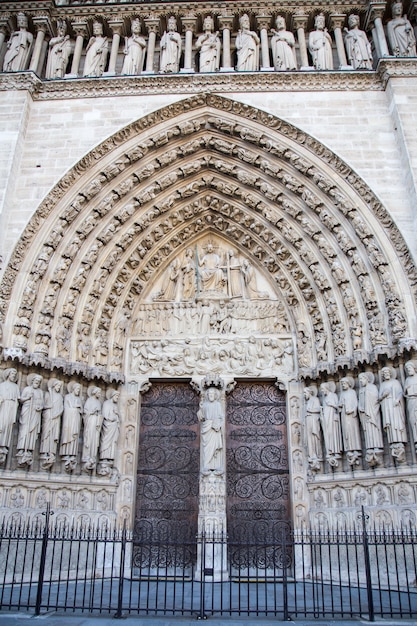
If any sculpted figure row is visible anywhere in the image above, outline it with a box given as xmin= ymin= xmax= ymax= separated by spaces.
xmin=3 ymin=7 xmax=416 ymax=77
xmin=0 ymin=368 xmax=120 ymax=475
xmin=304 ymin=362 xmax=417 ymax=472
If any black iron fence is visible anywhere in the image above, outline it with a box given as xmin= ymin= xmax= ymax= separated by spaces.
xmin=0 ymin=510 xmax=416 ymax=620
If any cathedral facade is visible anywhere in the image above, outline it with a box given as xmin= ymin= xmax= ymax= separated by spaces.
xmin=0 ymin=0 xmax=417 ymax=547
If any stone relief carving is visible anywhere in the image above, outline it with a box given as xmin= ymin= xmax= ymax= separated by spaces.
xmin=3 ymin=13 xmax=33 ymax=72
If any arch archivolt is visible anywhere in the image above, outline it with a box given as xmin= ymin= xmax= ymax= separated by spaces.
xmin=1 ymin=94 xmax=416 ymax=384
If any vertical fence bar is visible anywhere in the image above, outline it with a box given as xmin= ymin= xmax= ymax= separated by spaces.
xmin=115 ymin=521 xmax=127 ymax=619
xmin=34 ymin=503 xmax=52 ymax=616
xmin=361 ymin=507 xmax=374 ymax=622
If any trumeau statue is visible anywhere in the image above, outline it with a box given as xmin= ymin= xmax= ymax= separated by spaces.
xmin=358 ymin=372 xmax=384 ymax=467
xmin=270 ymin=16 xmax=297 ymax=71
xmin=82 ymin=386 xmax=102 ymax=472
xmin=83 ymin=21 xmax=108 ymax=77
xmin=344 ymin=15 xmax=373 ymax=69
xmin=404 ymin=360 xmax=417 ymax=453
xmin=198 ymin=386 xmax=225 ymax=475
xmin=196 ymin=16 xmax=221 ymax=73
xmin=45 ymin=20 xmax=73 ymax=79
xmin=387 ymin=2 xmax=417 ymax=57
xmin=17 ymin=374 xmax=44 ymax=467
xmin=379 ymin=366 xmax=407 ymax=463
xmin=98 ymin=389 xmax=120 ymax=476
xmin=3 ymin=12 xmax=33 ymax=72
xmin=122 ymin=18 xmax=146 ymax=75
xmin=308 ymin=13 xmax=333 ymax=70
xmin=160 ymin=16 xmax=182 ymax=73
xmin=40 ymin=378 xmax=64 ymax=470
xmin=0 ymin=368 xmax=20 ymax=464
xmin=236 ymin=14 xmax=260 ymax=71
xmin=60 ymin=381 xmax=83 ymax=472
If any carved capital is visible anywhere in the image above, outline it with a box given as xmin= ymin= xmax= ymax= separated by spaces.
xmin=181 ymin=17 xmax=197 ymax=33
xmin=329 ymin=13 xmax=347 ymax=31
xmin=32 ymin=16 xmax=50 ymax=34
xmin=293 ymin=13 xmax=309 ymax=30
xmin=367 ymin=2 xmax=387 ymax=23
xmin=71 ymin=20 xmax=88 ymax=38
xmin=108 ymin=19 xmax=124 ymax=36
xmin=218 ymin=15 xmax=234 ymax=31
xmin=256 ymin=15 xmax=272 ymax=31
xmin=144 ymin=18 xmax=159 ymax=35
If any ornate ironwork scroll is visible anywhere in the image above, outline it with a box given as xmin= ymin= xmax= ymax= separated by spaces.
xmin=134 ymin=383 xmax=199 ymax=568
xmin=226 ymin=382 xmax=291 ymax=569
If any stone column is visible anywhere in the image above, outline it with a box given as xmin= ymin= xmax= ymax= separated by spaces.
xmin=29 ymin=17 xmax=49 ymax=73
xmin=106 ymin=19 xmax=124 ymax=75
xmin=181 ymin=16 xmax=196 ymax=72
xmin=367 ymin=3 xmax=389 ymax=57
xmin=69 ymin=21 xmax=87 ymax=76
xmin=293 ymin=13 xmax=309 ymax=69
xmin=330 ymin=14 xmax=349 ymax=69
xmin=256 ymin=15 xmax=273 ymax=70
xmin=219 ymin=15 xmax=234 ymax=71
xmin=144 ymin=18 xmax=159 ymax=73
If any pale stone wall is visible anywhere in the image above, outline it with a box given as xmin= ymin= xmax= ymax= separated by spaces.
xmin=1 ymin=78 xmax=417 ymax=265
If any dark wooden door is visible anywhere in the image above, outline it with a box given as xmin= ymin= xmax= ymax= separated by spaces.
xmin=226 ymin=381 xmax=290 ymax=569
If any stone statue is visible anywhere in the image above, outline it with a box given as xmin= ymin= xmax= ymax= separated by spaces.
xmin=0 ymin=368 xmax=20 ymax=465
xmin=235 ymin=14 xmax=260 ymax=71
xmin=339 ymin=376 xmax=362 ymax=466
xmin=379 ymin=366 xmax=407 ymax=463
xmin=3 ymin=12 xmax=33 ymax=72
xmin=198 ymin=386 xmax=224 ymax=475
xmin=40 ymin=378 xmax=64 ymax=470
xmin=154 ymin=259 xmax=181 ymax=301
xmin=271 ymin=16 xmax=297 ymax=70
xmin=198 ymin=243 xmax=226 ymax=293
xmin=196 ymin=16 xmax=221 ymax=72
xmin=83 ymin=21 xmax=108 ymax=77
xmin=308 ymin=13 xmax=333 ymax=70
xmin=358 ymin=372 xmax=384 ymax=467
xmin=82 ymin=386 xmax=102 ymax=471
xmin=227 ymin=250 xmax=243 ymax=298
xmin=60 ymin=381 xmax=83 ymax=472
xmin=304 ymin=386 xmax=322 ymax=471
xmin=160 ymin=16 xmax=182 ymax=73
xmin=45 ymin=20 xmax=73 ymax=79
xmin=343 ymin=14 xmax=373 ymax=69
xmin=122 ymin=18 xmax=146 ymax=75
xmin=320 ymin=381 xmax=342 ymax=467
xmin=404 ymin=360 xmax=417 ymax=453
xmin=241 ymin=258 xmax=267 ymax=299
xmin=387 ymin=2 xmax=416 ymax=57
xmin=98 ymin=389 xmax=120 ymax=476
xmin=17 ymin=374 xmax=44 ymax=467
xmin=182 ymin=248 xmax=196 ymax=299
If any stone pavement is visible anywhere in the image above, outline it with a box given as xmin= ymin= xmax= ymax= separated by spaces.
xmin=0 ymin=614 xmax=415 ymax=626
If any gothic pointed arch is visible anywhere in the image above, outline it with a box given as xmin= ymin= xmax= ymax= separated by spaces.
xmin=1 ymin=94 xmax=416 ymax=383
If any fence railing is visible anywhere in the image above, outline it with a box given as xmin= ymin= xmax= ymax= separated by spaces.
xmin=0 ymin=511 xmax=416 ymax=620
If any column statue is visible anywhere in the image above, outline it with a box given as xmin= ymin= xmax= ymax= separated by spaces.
xmin=45 ymin=20 xmax=73 ymax=78
xmin=196 ymin=16 xmax=221 ymax=72
xmin=198 ymin=386 xmax=224 ymax=475
xmin=3 ymin=12 xmax=33 ymax=72
xmin=308 ymin=13 xmax=334 ymax=70
xmin=379 ymin=366 xmax=407 ymax=463
xmin=236 ymin=14 xmax=260 ymax=71
xmin=339 ymin=376 xmax=362 ymax=466
xmin=270 ymin=16 xmax=297 ymax=70
xmin=320 ymin=381 xmax=342 ymax=467
xmin=17 ymin=374 xmax=44 ymax=467
xmin=0 ymin=368 xmax=20 ymax=465
xmin=160 ymin=16 xmax=182 ymax=73
xmin=304 ymin=386 xmax=322 ymax=472
xmin=98 ymin=389 xmax=120 ymax=476
xmin=404 ymin=360 xmax=417 ymax=453
xmin=40 ymin=378 xmax=64 ymax=470
xmin=343 ymin=15 xmax=373 ymax=69
xmin=82 ymin=386 xmax=102 ymax=472
xmin=122 ymin=18 xmax=146 ymax=74
xmin=358 ymin=372 xmax=384 ymax=467
xmin=387 ymin=2 xmax=416 ymax=57
xmin=60 ymin=381 xmax=83 ymax=472
xmin=83 ymin=21 xmax=108 ymax=77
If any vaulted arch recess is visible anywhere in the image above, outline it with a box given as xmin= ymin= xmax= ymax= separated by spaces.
xmin=1 ymin=94 xmax=416 ymax=384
